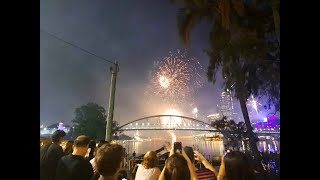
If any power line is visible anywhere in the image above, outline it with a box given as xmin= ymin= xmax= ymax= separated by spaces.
xmin=40 ymin=29 xmax=116 ymax=65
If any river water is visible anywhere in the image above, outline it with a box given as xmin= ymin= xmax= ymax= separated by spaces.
xmin=118 ymin=130 xmax=280 ymax=158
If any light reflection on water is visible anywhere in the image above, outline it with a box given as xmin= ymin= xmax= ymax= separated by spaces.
xmin=257 ymin=140 xmax=280 ymax=153
xmin=119 ymin=130 xmax=280 ymax=158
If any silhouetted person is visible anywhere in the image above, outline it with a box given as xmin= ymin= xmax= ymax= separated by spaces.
xmin=55 ymin=135 xmax=93 ymax=180
xmin=161 ymin=154 xmax=191 ymax=180
xmin=40 ymin=130 xmax=66 ymax=180
xmin=184 ymin=146 xmax=217 ymax=180
xmin=133 ymin=151 xmax=136 ymax=160
xmin=159 ymin=144 xmax=198 ymax=180
xmin=85 ymin=140 xmax=96 ymax=161
xmin=90 ymin=140 xmax=109 ymax=179
xmin=64 ymin=140 xmax=74 ymax=156
xmin=97 ymin=140 xmax=108 ymax=148
xmin=95 ymin=143 xmax=124 ymax=180
xmin=117 ymin=170 xmax=128 ymax=180
xmin=218 ymin=151 xmax=255 ymax=180
xmin=135 ymin=151 xmax=161 ymax=180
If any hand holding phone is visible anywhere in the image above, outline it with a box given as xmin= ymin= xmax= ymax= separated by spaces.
xmin=194 ymin=150 xmax=205 ymax=162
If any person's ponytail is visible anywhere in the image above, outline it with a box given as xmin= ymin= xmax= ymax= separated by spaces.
xmin=171 ymin=168 xmax=179 ymax=180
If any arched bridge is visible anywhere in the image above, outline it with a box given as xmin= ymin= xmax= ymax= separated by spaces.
xmin=119 ymin=115 xmax=217 ymax=132
xmin=118 ymin=115 xmax=280 ymax=135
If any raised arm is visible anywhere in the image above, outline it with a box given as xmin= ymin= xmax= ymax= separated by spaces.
xmin=182 ymin=149 xmax=198 ymax=180
xmin=158 ymin=167 xmax=165 ymax=180
xmin=217 ymin=155 xmax=225 ymax=180
xmin=158 ymin=142 xmax=174 ymax=180
xmin=194 ymin=151 xmax=218 ymax=175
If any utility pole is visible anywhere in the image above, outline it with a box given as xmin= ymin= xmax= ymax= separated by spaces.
xmin=40 ymin=29 xmax=120 ymax=143
xmin=106 ymin=61 xmax=119 ymax=142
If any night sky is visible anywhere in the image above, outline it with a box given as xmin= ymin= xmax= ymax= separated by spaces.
xmin=40 ymin=0 xmax=228 ymax=126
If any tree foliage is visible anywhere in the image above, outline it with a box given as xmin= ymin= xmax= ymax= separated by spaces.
xmin=172 ymin=0 xmax=280 ymax=162
xmin=211 ymin=116 xmax=247 ymax=151
xmin=72 ymin=103 xmax=107 ymax=141
xmin=174 ymin=0 xmax=280 ymax=108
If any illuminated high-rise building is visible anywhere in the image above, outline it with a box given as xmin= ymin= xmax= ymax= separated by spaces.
xmin=232 ymin=101 xmax=243 ymax=122
xmin=218 ymin=90 xmax=234 ymax=121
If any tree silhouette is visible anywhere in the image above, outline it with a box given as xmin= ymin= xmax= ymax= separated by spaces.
xmin=72 ymin=103 xmax=107 ymax=141
xmin=171 ymin=0 xmax=280 ymax=162
xmin=211 ymin=116 xmax=247 ymax=151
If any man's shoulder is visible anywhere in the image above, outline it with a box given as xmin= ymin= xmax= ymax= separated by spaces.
xmin=76 ymin=156 xmax=93 ymax=168
xmin=61 ymin=154 xmax=82 ymax=162
xmin=60 ymin=154 xmax=71 ymax=160
xmin=60 ymin=155 xmax=92 ymax=170
xmin=48 ymin=143 xmax=63 ymax=151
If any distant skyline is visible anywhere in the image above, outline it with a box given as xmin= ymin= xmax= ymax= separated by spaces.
xmin=40 ymin=0 xmax=276 ymax=127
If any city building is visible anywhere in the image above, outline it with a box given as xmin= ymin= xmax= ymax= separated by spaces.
xmin=218 ymin=90 xmax=234 ymax=121
xmin=40 ymin=122 xmax=71 ymax=138
xmin=207 ymin=90 xmax=243 ymax=123
xmin=252 ymin=115 xmax=280 ymax=130
xmin=231 ymin=99 xmax=243 ymax=122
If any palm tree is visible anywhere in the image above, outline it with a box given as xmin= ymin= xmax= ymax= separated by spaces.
xmin=271 ymin=0 xmax=280 ymax=43
xmin=172 ymin=0 xmax=280 ymax=163
xmin=173 ymin=0 xmax=279 ymax=45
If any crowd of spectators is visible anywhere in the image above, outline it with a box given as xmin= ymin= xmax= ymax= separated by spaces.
xmin=41 ymin=130 xmax=279 ymax=180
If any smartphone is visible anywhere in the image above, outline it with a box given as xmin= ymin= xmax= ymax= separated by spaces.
xmin=174 ymin=142 xmax=182 ymax=154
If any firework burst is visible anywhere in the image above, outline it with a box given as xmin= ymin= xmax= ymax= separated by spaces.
xmin=147 ymin=49 xmax=204 ymax=106
xmin=247 ymin=95 xmax=262 ymax=113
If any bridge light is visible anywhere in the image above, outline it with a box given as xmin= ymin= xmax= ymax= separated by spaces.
xmin=147 ymin=123 xmax=150 ymax=126
xmin=130 ymin=123 xmax=132 ymax=126
xmin=142 ymin=123 xmax=144 ymax=126
xmin=136 ymin=123 xmax=138 ymax=126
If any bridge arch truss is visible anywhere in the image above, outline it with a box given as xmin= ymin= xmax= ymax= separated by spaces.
xmin=119 ymin=115 xmax=217 ymax=132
